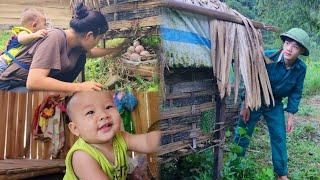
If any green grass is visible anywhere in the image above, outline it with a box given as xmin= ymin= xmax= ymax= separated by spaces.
xmin=161 ymin=119 xmax=320 ymax=179
xmin=225 ymin=120 xmax=320 ymax=179
xmin=296 ymin=101 xmax=319 ymax=117
xmin=303 ymin=59 xmax=320 ymax=96
xmin=295 ymin=94 xmax=320 ymax=117
xmin=85 ymin=57 xmax=105 ymax=82
xmin=230 ymin=121 xmax=320 ymax=180
xmin=0 ymin=30 xmax=11 ymax=51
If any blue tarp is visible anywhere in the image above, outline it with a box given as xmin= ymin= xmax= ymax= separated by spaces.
xmin=161 ymin=8 xmax=212 ymax=67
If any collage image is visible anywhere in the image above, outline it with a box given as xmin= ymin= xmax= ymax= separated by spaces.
xmin=0 ymin=0 xmax=319 ymax=179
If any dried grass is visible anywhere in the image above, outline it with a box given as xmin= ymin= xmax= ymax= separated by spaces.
xmin=209 ymin=1 xmax=274 ymax=109
xmin=93 ymin=56 xmax=158 ymax=91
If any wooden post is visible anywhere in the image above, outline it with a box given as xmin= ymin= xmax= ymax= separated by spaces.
xmin=213 ymin=74 xmax=226 ymax=180
xmin=0 ymin=91 xmax=8 ymax=159
xmin=213 ymin=96 xmax=226 ymax=180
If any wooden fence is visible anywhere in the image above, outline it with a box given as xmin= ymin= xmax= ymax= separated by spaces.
xmin=0 ymin=91 xmax=77 ymax=161
xmin=0 ymin=90 xmax=160 ymax=178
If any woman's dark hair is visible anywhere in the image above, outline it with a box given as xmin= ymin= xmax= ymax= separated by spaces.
xmin=70 ymin=2 xmax=108 ymax=37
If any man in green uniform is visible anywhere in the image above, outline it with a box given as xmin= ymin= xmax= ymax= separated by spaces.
xmin=235 ymin=28 xmax=310 ymax=180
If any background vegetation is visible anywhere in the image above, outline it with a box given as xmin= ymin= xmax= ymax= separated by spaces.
xmin=224 ymin=0 xmax=320 ymax=61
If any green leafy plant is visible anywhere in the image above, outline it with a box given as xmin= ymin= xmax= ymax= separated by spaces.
xmin=160 ymin=149 xmax=214 ymax=180
xmin=200 ymin=110 xmax=216 ymax=133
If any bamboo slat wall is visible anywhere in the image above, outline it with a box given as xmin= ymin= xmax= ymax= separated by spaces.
xmin=100 ymin=0 xmax=162 ymax=30
xmin=93 ymin=0 xmax=162 ymax=38
xmin=158 ymin=68 xmax=240 ymax=162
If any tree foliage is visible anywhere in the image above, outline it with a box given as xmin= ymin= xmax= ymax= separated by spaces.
xmin=224 ymin=0 xmax=320 ymax=60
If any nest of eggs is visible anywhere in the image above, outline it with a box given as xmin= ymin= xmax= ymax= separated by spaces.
xmin=122 ymin=40 xmax=158 ymax=65
xmin=120 ymin=40 xmax=158 ymax=80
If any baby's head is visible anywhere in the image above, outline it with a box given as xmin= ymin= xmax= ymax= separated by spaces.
xmin=21 ymin=8 xmax=46 ymax=32
xmin=66 ymin=91 xmax=121 ymax=144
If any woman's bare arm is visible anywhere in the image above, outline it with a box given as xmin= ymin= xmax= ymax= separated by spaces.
xmin=87 ymin=47 xmax=124 ymax=58
xmin=87 ymin=39 xmax=129 ymax=58
xmin=26 ymin=68 xmax=102 ymax=92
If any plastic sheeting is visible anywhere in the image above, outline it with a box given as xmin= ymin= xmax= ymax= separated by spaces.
xmin=161 ymin=8 xmax=212 ymax=67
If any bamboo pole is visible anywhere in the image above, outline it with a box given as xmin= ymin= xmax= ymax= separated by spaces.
xmin=159 ymin=0 xmax=279 ymax=32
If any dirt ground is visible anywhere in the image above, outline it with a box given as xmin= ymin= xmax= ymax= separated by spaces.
xmin=294 ymin=95 xmax=320 ymax=145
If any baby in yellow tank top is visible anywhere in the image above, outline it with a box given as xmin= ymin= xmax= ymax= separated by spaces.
xmin=64 ymin=91 xmax=161 ymax=180
xmin=0 ymin=8 xmax=47 ymax=73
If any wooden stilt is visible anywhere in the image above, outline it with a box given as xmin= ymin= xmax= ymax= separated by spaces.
xmin=213 ymin=76 xmax=226 ymax=180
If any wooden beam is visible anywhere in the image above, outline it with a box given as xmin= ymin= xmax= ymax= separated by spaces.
xmin=105 ymin=25 xmax=159 ymax=38
xmin=107 ymin=16 xmax=161 ymax=30
xmin=165 ymin=90 xmax=214 ymax=100
xmin=160 ymin=102 xmax=214 ymax=120
xmin=159 ymin=134 xmax=215 ymax=155
xmin=101 ymin=0 xmax=161 ymax=14
xmin=159 ymin=0 xmax=279 ymax=32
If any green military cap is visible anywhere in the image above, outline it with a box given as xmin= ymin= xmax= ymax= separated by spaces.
xmin=280 ymin=28 xmax=310 ymax=56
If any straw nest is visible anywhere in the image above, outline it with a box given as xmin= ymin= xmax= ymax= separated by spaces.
xmin=91 ymin=38 xmax=159 ymax=91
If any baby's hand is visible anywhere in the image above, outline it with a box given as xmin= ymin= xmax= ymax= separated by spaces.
xmin=33 ymin=29 xmax=48 ymax=38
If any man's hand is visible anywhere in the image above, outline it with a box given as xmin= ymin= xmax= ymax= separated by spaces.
xmin=240 ymin=101 xmax=250 ymax=123
xmin=286 ymin=113 xmax=294 ymax=133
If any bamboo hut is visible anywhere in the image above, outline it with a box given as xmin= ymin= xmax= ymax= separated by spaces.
xmin=156 ymin=1 xmax=278 ymax=179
